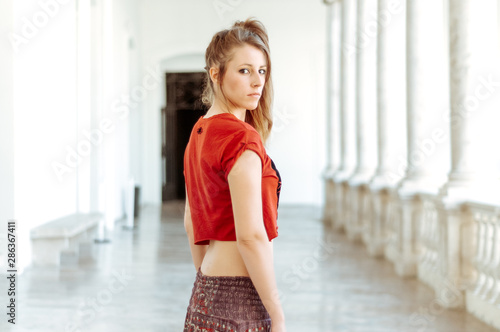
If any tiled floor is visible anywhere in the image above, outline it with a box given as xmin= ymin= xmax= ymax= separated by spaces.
xmin=3 ymin=202 xmax=498 ymax=332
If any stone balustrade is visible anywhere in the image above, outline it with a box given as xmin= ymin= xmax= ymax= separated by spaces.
xmin=325 ymin=185 xmax=500 ymax=330
xmin=466 ymin=202 xmax=500 ymax=329
xmin=322 ymin=0 xmax=500 ymax=329
xmin=418 ymin=194 xmax=441 ymax=291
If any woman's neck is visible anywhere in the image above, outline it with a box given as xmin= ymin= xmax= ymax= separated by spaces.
xmin=209 ymin=99 xmax=246 ymax=122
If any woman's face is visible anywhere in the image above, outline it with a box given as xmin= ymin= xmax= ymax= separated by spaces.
xmin=218 ymin=44 xmax=267 ymax=111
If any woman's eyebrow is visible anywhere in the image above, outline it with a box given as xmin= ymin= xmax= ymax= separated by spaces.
xmin=238 ymin=63 xmax=267 ymax=68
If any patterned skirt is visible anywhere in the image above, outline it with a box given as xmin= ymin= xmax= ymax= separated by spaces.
xmin=183 ymin=269 xmax=272 ymax=332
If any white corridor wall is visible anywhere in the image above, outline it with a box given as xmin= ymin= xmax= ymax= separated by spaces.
xmin=6 ymin=0 xmax=141 ymax=270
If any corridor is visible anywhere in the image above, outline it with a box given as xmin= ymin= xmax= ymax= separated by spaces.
xmin=3 ymin=0 xmax=500 ymax=331
xmin=9 ymin=202 xmax=496 ymax=332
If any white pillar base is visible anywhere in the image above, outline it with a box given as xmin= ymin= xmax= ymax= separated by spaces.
xmin=322 ymin=177 xmax=336 ymax=227
xmin=391 ymin=193 xmax=422 ymax=278
xmin=332 ymin=169 xmax=356 ymax=232
xmin=345 ymin=185 xmax=367 ymax=242
xmin=364 ymin=188 xmax=391 ymax=258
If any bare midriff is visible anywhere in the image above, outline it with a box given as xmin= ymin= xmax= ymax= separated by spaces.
xmin=200 ymin=240 xmax=255 ymax=277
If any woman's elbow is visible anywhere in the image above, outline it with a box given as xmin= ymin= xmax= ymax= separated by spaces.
xmin=237 ymin=231 xmax=269 ymax=248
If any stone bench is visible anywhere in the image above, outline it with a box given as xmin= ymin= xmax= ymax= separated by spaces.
xmin=30 ymin=212 xmax=103 ymax=266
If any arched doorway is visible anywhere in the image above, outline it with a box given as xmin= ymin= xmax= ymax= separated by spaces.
xmin=161 ymin=72 xmax=207 ymax=202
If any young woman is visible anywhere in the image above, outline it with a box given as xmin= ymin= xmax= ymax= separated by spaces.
xmin=182 ymin=18 xmax=285 ymax=332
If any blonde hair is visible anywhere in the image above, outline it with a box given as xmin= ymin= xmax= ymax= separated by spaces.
xmin=201 ymin=17 xmax=274 ymax=145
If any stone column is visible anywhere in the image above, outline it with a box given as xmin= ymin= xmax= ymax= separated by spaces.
xmin=369 ymin=0 xmax=406 ymax=190
xmin=392 ymin=0 xmax=449 ymax=277
xmin=437 ymin=0 xmax=500 ymax=308
xmin=92 ymin=0 xmax=115 ymax=242
xmin=322 ymin=0 xmax=341 ymax=227
xmin=440 ymin=1 xmax=500 ymax=201
xmin=367 ymin=0 xmax=406 ymax=256
xmin=350 ymin=0 xmax=377 ymax=184
xmin=77 ymin=0 xmax=92 ymax=213
xmin=346 ymin=0 xmax=378 ymax=242
xmin=400 ymin=0 xmax=448 ymax=194
xmin=332 ymin=0 xmax=358 ymax=231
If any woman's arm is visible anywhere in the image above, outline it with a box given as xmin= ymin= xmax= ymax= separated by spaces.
xmin=184 ymin=185 xmax=208 ymax=271
xmin=228 ymin=149 xmax=285 ymax=329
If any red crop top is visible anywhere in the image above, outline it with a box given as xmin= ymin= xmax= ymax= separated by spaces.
xmin=183 ymin=112 xmax=282 ymax=245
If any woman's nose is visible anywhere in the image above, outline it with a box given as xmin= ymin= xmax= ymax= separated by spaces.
xmin=251 ymin=74 xmax=263 ymax=87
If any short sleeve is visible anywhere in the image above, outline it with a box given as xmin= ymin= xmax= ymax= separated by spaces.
xmin=221 ymin=129 xmax=264 ymax=181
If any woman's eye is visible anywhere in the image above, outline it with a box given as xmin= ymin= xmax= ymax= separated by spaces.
xmin=239 ymin=68 xmax=266 ymax=74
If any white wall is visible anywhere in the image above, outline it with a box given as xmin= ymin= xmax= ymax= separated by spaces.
xmin=12 ymin=0 xmax=79 ymax=270
xmin=7 ymin=0 xmax=141 ymax=269
xmin=138 ymin=0 xmax=327 ymax=207
xmin=0 ymin=0 xmax=15 ymax=272
xmin=96 ymin=0 xmax=142 ymax=229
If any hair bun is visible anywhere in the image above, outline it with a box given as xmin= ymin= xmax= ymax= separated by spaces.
xmin=232 ymin=17 xmax=269 ymax=45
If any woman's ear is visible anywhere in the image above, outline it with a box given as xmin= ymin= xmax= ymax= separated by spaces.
xmin=209 ymin=67 xmax=219 ymax=84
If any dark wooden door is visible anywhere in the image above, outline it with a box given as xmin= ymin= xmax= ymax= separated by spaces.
xmin=162 ymin=72 xmax=207 ymax=202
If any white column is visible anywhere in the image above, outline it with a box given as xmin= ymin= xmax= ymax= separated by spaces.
xmin=90 ymin=0 xmax=103 ymax=214
xmin=369 ymin=0 xmax=406 ymax=189
xmin=336 ymin=0 xmax=357 ymax=180
xmin=322 ymin=0 xmax=341 ymax=226
xmin=345 ymin=0 xmax=378 ymax=241
xmin=349 ymin=0 xmax=377 ymax=185
xmin=445 ymin=0 xmax=474 ymax=194
xmin=332 ymin=0 xmax=358 ymax=230
xmin=324 ymin=1 xmax=335 ymax=178
xmin=437 ymin=0 xmax=500 ymax=309
xmin=77 ymin=0 xmax=92 ymax=213
xmin=440 ymin=1 xmax=500 ymax=203
xmin=392 ymin=0 xmax=449 ymax=277
xmin=92 ymin=0 xmax=116 ymax=241
xmin=102 ymin=0 xmax=116 ymax=235
xmin=399 ymin=0 xmax=449 ymax=195
xmin=367 ymin=0 xmax=406 ymax=256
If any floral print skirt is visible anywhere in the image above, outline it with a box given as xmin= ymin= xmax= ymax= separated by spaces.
xmin=183 ymin=269 xmax=272 ymax=332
